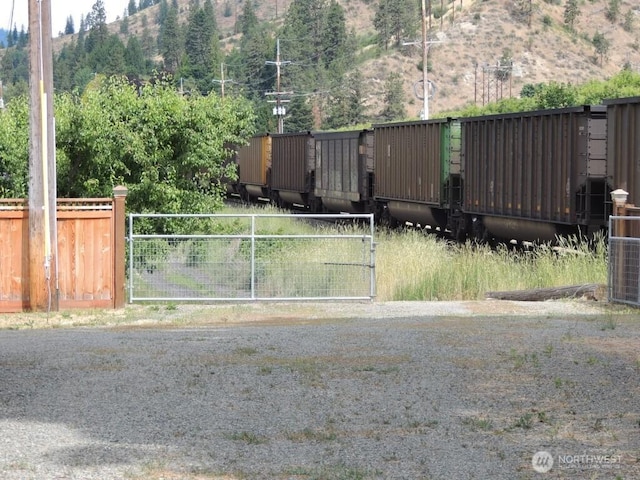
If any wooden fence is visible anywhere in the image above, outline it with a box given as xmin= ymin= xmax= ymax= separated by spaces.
xmin=0 ymin=188 xmax=127 ymax=312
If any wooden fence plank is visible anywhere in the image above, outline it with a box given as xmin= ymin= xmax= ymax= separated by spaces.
xmin=0 ymin=193 xmax=125 ymax=313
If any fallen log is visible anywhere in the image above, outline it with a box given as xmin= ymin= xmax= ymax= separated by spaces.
xmin=485 ymin=283 xmax=606 ymax=302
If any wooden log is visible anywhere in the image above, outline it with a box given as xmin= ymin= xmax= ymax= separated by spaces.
xmin=485 ymin=284 xmax=606 ymax=302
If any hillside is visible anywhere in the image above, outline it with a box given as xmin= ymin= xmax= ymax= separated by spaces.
xmin=54 ymin=0 xmax=640 ymax=119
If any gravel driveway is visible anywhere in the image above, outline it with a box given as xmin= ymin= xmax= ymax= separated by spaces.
xmin=0 ymin=300 xmax=638 ymax=479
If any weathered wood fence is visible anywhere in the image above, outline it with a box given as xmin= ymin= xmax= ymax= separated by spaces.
xmin=0 ymin=188 xmax=127 ymax=312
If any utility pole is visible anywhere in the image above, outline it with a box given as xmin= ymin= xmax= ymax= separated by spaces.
xmin=266 ymin=39 xmax=292 ymax=134
xmin=28 ymin=0 xmax=58 ymax=312
xmin=421 ymin=0 xmax=429 ymax=120
xmin=212 ymin=63 xmax=233 ymax=99
xmin=404 ymin=3 xmax=441 ymax=120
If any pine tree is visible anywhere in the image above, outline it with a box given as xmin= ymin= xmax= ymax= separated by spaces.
xmin=380 ymin=72 xmax=406 ymax=121
xmin=128 ymin=0 xmax=138 ymax=16
xmin=563 ymin=0 xmax=580 ymax=31
xmin=322 ymin=0 xmax=349 ymax=71
xmin=285 ymin=96 xmax=314 ymax=133
xmin=374 ymin=0 xmax=418 ymax=49
xmin=324 ymin=69 xmax=365 ymax=129
xmin=125 ymin=36 xmax=146 ymax=76
xmin=160 ymin=6 xmax=182 ymax=73
xmin=592 ymin=31 xmax=610 ymax=67
xmin=184 ymin=3 xmax=220 ymax=93
xmin=64 ymin=16 xmax=75 ymax=35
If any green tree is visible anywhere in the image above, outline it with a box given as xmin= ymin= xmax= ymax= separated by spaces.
xmin=285 ymin=96 xmax=314 ymax=133
xmin=380 ymin=72 xmax=406 ymax=121
xmin=55 ymin=76 xmax=256 ymax=225
xmin=183 ymin=2 xmax=220 ymax=93
xmin=563 ymin=0 xmax=580 ymax=31
xmin=125 ymin=36 xmax=146 ymax=76
xmin=64 ymin=16 xmax=75 ymax=35
xmin=605 ymin=0 xmax=620 ymax=23
xmin=534 ymin=81 xmax=578 ymax=109
xmin=374 ymin=0 xmax=418 ymax=49
xmin=279 ymin=0 xmax=328 ymax=89
xmin=324 ymin=69 xmax=366 ymax=129
xmin=321 ymin=0 xmax=350 ymax=70
xmin=120 ymin=16 xmax=130 ymax=34
xmin=592 ymin=31 xmax=610 ymax=66
xmin=160 ymin=6 xmax=182 ymax=72
xmin=238 ymin=0 xmax=259 ymax=36
xmin=623 ymin=9 xmax=634 ymax=32
xmin=128 ymin=0 xmax=138 ymax=16
xmin=0 ymin=95 xmax=29 ymax=197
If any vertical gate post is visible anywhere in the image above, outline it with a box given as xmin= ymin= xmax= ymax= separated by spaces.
xmin=610 ymin=189 xmax=628 ymax=302
xmin=113 ymin=186 xmax=128 ymax=308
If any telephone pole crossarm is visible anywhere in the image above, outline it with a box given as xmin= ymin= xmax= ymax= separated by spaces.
xmin=265 ymin=38 xmax=291 ymax=133
xmin=403 ymin=1 xmax=443 ymax=121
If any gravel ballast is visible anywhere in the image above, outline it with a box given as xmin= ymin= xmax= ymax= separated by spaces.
xmin=0 ymin=300 xmax=638 ymax=479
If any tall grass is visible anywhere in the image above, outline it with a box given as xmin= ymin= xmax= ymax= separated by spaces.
xmin=377 ymin=230 xmax=607 ymax=301
xmin=219 ymin=205 xmax=608 ymax=301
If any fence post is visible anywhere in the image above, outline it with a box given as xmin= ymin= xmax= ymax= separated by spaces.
xmin=113 ymin=186 xmax=128 ymax=308
xmin=610 ymin=189 xmax=628 ymax=303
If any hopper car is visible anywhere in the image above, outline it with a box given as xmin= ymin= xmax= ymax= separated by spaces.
xmin=228 ymin=97 xmax=640 ymax=244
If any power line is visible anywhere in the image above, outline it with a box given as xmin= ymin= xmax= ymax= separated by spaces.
xmin=265 ymin=38 xmax=292 ymax=134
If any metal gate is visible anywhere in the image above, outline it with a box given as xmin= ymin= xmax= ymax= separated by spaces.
xmin=608 ymin=215 xmax=640 ymax=306
xmin=128 ymin=213 xmax=376 ymax=302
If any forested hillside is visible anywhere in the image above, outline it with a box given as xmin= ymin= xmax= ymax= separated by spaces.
xmin=1 ymin=0 xmax=640 ymax=130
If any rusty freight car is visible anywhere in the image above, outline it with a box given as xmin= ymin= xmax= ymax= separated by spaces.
xmin=373 ymin=118 xmax=462 ymax=230
xmin=314 ymin=130 xmax=374 ymax=213
xmin=234 ymin=134 xmax=271 ymax=201
xmin=460 ymin=105 xmax=608 ymax=243
xmin=604 ymin=96 xmax=640 ymax=207
xmin=270 ymin=132 xmax=318 ymax=210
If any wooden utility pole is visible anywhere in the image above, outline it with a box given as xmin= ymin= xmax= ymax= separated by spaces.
xmin=28 ymin=0 xmax=58 ymax=312
xmin=421 ymin=0 xmax=428 ymax=120
xmin=266 ymin=39 xmax=292 ymax=134
xmin=212 ymin=63 xmax=233 ymax=99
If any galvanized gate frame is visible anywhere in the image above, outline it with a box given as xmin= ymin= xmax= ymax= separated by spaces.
xmin=128 ymin=213 xmax=376 ymax=302
xmin=608 ymin=215 xmax=640 ymax=307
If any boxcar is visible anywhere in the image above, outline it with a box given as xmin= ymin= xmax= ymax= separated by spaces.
xmin=314 ymin=129 xmax=374 ymax=213
xmin=460 ymin=105 xmax=608 ymax=243
xmin=604 ymin=96 xmax=640 ymax=206
xmin=235 ymin=134 xmax=271 ymax=201
xmin=373 ymin=118 xmax=461 ymax=229
xmin=270 ymin=132 xmax=318 ymax=209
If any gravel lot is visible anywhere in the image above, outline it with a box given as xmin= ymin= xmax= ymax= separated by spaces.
xmin=0 ymin=300 xmax=639 ymax=479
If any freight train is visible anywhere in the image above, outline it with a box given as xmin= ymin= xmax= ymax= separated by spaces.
xmin=227 ymin=96 xmax=640 ymax=244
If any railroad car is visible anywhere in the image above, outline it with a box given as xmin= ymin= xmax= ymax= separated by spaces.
xmin=313 ymin=129 xmax=374 ymax=213
xmin=372 ymin=118 xmax=462 ymax=230
xmin=459 ymin=105 xmax=608 ymax=243
xmin=234 ymin=134 xmax=271 ymax=201
xmin=270 ymin=132 xmax=319 ymax=210
xmin=604 ymin=96 xmax=640 ymax=206
xmin=227 ymin=98 xmax=640 ymax=245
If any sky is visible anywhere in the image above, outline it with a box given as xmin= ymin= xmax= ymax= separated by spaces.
xmin=5 ymin=0 xmax=130 ymax=36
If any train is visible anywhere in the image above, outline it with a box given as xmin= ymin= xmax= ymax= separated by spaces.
xmin=227 ymin=96 xmax=640 ymax=244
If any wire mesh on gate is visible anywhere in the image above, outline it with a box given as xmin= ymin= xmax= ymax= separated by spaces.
xmin=608 ymin=216 xmax=640 ymax=306
xmin=128 ymin=213 xmax=376 ymax=302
